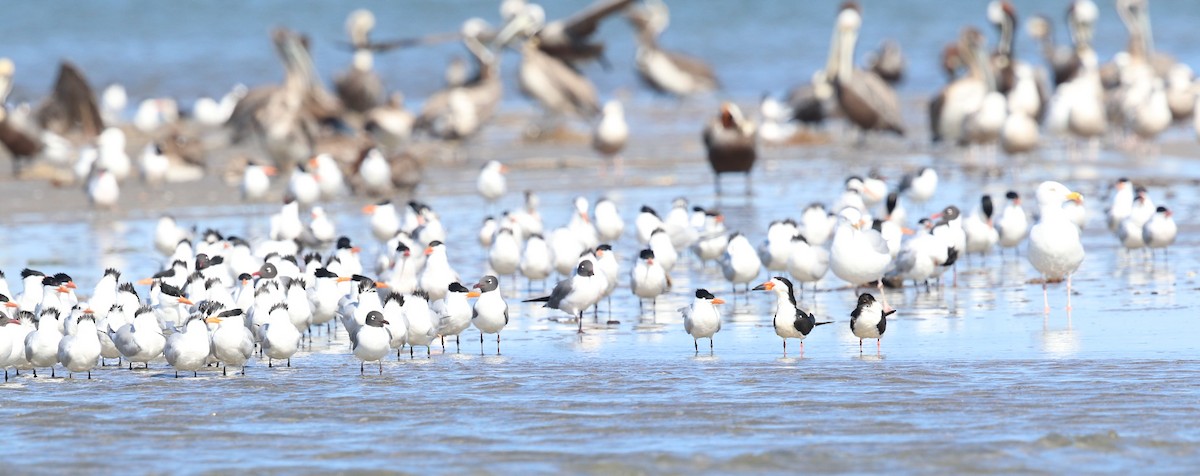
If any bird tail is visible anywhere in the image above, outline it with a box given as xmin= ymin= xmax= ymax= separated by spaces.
xmin=523 ymin=296 xmax=550 ymax=303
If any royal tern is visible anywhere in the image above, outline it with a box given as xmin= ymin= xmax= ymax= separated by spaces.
xmin=630 ymin=249 xmax=670 ymax=314
xmin=899 ymin=167 xmax=938 ymax=206
xmin=1105 ymin=178 xmax=1133 ymax=232
xmin=112 ymin=305 xmax=165 ymax=369
xmin=665 ymin=198 xmax=699 ymax=250
xmin=479 ymin=216 xmax=498 ymax=247
xmin=471 ymin=275 xmax=508 ymax=354
xmin=995 ymin=191 xmax=1029 ymax=255
xmin=830 ymin=207 xmax=892 ymax=291
xmin=379 ymin=291 xmax=407 ymax=356
xmin=635 ymin=206 xmax=665 ymax=245
xmin=241 ymin=163 xmax=277 ymax=201
xmin=648 ymin=228 xmax=678 ymax=272
xmin=287 ymin=164 xmax=321 ymax=207
xmin=753 ymin=277 xmax=831 ymax=355
xmin=419 ymin=241 xmax=459 ymax=302
xmin=261 ymin=303 xmax=302 ymax=367
xmin=57 ymin=307 xmax=101 ymax=379
xmin=0 ymin=311 xmax=24 ymax=381
xmin=309 ymin=153 xmax=347 ymax=200
xmin=964 ymin=195 xmax=999 ymax=256
xmin=1142 ymin=206 xmax=1177 ymax=255
xmin=363 ymin=200 xmax=401 ymax=242
xmin=434 ymin=282 xmax=473 ymax=351
xmin=850 ymin=293 xmax=894 ymax=352
xmin=165 ymin=312 xmax=211 ymax=377
xmin=24 ymin=308 xmax=63 ymax=377
xmin=680 ymin=289 xmax=724 ymax=351
xmin=1117 ymin=187 xmax=1156 ymax=251
xmin=799 ymin=204 xmax=836 ymax=246
xmin=87 ymin=167 xmax=120 ymax=209
xmin=692 ymin=210 xmax=728 ymax=264
xmin=209 ymin=308 xmax=254 ymax=376
xmin=593 ymin=100 xmax=629 ymax=174
xmin=402 ymin=292 xmax=438 ymax=358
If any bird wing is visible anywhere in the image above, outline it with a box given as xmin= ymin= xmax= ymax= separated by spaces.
xmin=663 ymin=49 xmax=719 ymax=89
xmin=854 ymin=69 xmax=905 ymax=133
xmin=558 ymin=0 xmax=638 ymax=38
xmin=866 ymin=229 xmax=891 ymax=255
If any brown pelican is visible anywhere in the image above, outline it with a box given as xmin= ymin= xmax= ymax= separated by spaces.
xmin=626 ymin=0 xmax=719 ymax=97
xmin=0 ymin=59 xmax=86 ymax=174
xmin=786 ymin=7 xmax=845 ymax=127
xmin=35 ymin=61 xmax=105 ymax=138
xmin=416 ymin=18 xmax=503 ymax=140
xmin=988 ymin=1 xmax=1046 ymax=122
xmin=930 ymin=28 xmax=989 ymax=145
xmin=496 ymin=5 xmax=600 ymax=120
xmin=1044 ymin=0 xmax=1106 ymax=144
xmin=228 ymin=29 xmax=338 ymax=169
xmin=1026 ymin=14 xmax=1080 ymax=88
xmin=365 ymin=92 xmax=414 ymax=153
xmin=865 ymin=40 xmax=905 ymax=85
xmin=496 ymin=0 xmax=635 ymax=69
xmin=703 ymin=102 xmax=757 ymax=196
xmin=831 ymin=3 xmax=905 ymax=137
xmin=335 ymin=9 xmax=385 ymax=114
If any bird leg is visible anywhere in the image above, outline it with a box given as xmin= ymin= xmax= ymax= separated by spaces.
xmin=52 ymin=367 xmax=55 ymax=378
xmin=1066 ymin=274 xmax=1073 ymax=312
xmin=360 ymin=361 xmax=365 ymax=376
xmin=441 ymin=335 xmax=446 ymax=350
xmin=268 ymin=359 xmax=273 ymax=368
xmin=875 ymin=280 xmax=893 ymax=313
xmin=497 ymin=334 xmax=502 ymax=355
xmin=859 ymin=339 xmax=863 ymax=352
xmin=174 ymin=371 xmax=179 ymax=378
xmin=287 ymin=358 xmax=291 ymax=367
xmin=378 ymin=361 xmax=383 ymax=375
xmin=1042 ymin=281 xmax=1050 ymax=314
xmin=694 ymin=338 xmax=699 ymax=352
xmin=410 ymin=346 xmax=415 ymax=359
xmin=877 ymin=339 xmax=881 ymax=353
xmin=223 ymin=366 xmax=227 ymax=377
xmin=457 ymin=335 xmax=462 ymax=353
xmin=709 ymin=338 xmax=714 ymax=351
xmin=577 ymin=311 xmax=585 ymax=334
xmin=783 ymin=339 xmax=787 ymax=356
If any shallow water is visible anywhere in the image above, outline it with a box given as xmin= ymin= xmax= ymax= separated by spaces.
xmin=4 ymin=0 xmax=1200 ymax=472
xmin=3 ymin=136 xmax=1200 ymax=472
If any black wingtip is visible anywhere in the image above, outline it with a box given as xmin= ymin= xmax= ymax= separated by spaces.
xmin=522 ymin=296 xmax=550 ymax=303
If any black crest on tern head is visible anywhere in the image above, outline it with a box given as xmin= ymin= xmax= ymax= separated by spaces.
xmin=337 ymin=236 xmax=353 ymax=249
xmin=1005 ymin=190 xmax=1019 ymax=200
xmin=448 ymin=282 xmax=470 ymax=293
xmin=21 ymin=268 xmax=44 ymax=279
xmin=639 ymin=249 xmax=655 ymax=260
xmin=695 ymin=289 xmax=715 ymax=300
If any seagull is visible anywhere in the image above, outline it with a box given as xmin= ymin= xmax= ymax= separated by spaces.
xmin=593 ymin=197 xmax=625 ymax=242
xmin=679 ymin=289 xmax=724 ymax=351
xmin=721 ymin=232 xmax=762 ymax=294
xmin=851 ymin=293 xmax=894 ymax=352
xmin=799 ymin=203 xmax=836 ymax=246
xmin=351 ymin=311 xmax=391 ymax=375
xmin=1142 ymin=206 xmax=1176 ymax=256
xmin=164 ymin=312 xmax=212 ymax=378
xmin=519 ymin=234 xmax=553 ymax=290
xmin=1028 ymin=181 xmax=1085 ymax=313
xmin=524 ymin=260 xmax=602 ymax=333
xmin=139 ymin=142 xmax=169 ymax=186
xmin=471 ymin=275 xmax=508 ymax=354
xmin=489 ymin=227 xmax=521 ymax=278
xmin=899 ymin=167 xmax=938 ymax=207
xmin=752 ymin=277 xmax=831 ymax=355
xmin=434 ymin=282 xmax=474 ymax=351
xmin=477 ymin=160 xmax=508 ymax=204
xmin=758 ymin=219 xmax=798 ymax=271
xmin=87 ymin=167 xmax=120 ymax=210
xmin=830 ymin=207 xmax=892 ymax=301
xmin=287 ymin=164 xmax=321 ymax=207
xmin=593 ymin=100 xmax=628 ymax=174
xmin=786 ymin=234 xmax=830 ymax=291
xmin=630 ymin=249 xmax=670 ymax=315
xmin=56 ymin=307 xmax=100 ymax=379
xmin=995 ymin=191 xmax=1029 ymax=256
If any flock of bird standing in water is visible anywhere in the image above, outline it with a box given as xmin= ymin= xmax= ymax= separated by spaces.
xmin=0 ymin=0 xmax=1190 ymax=378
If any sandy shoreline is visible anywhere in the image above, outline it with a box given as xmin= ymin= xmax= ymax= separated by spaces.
xmin=2 ymin=97 xmax=1200 ymax=225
